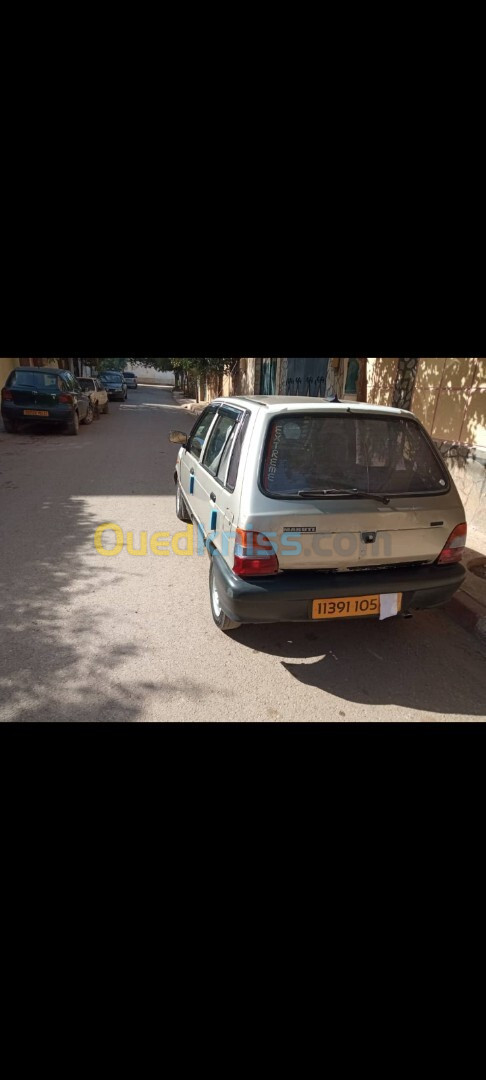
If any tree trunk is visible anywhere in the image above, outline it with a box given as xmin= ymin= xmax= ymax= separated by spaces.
xmin=393 ymin=358 xmax=419 ymax=410
xmin=357 ymin=358 xmax=367 ymax=402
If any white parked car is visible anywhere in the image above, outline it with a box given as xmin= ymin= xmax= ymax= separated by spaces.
xmin=170 ymin=397 xmax=467 ymax=632
xmin=77 ymin=377 xmax=109 ymax=414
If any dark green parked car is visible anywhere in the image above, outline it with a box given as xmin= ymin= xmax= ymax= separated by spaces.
xmin=1 ymin=367 xmax=93 ymax=435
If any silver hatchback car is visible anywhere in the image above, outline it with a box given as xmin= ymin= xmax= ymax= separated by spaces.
xmin=171 ymin=397 xmax=467 ymax=632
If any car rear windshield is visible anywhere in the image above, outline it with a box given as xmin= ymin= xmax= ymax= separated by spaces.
xmin=8 ymin=370 xmax=63 ymax=390
xmin=262 ymin=413 xmax=449 ymax=497
xmin=78 ymin=379 xmax=94 ymax=389
xmin=101 ymin=373 xmax=121 ymax=382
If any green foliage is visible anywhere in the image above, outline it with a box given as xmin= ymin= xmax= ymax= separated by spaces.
xmin=168 ymin=357 xmax=233 ymax=374
xmin=108 ymin=358 xmax=236 ymax=375
xmin=95 ymin=358 xmax=128 ymax=373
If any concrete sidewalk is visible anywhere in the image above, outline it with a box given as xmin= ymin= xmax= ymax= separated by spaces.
xmin=172 ymin=390 xmax=205 ymax=415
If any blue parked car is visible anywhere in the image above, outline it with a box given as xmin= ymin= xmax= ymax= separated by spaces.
xmin=98 ymin=371 xmax=128 ymax=401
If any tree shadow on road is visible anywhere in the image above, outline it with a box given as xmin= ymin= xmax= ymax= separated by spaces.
xmin=0 ymin=492 xmax=217 ymax=722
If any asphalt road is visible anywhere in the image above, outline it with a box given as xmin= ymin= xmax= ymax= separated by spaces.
xmin=1 ymin=385 xmax=485 ymax=723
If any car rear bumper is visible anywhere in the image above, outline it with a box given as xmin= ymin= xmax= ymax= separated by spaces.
xmin=1 ymin=403 xmax=74 ymax=424
xmin=210 ymin=548 xmax=467 ymax=624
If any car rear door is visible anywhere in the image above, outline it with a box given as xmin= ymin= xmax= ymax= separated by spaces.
xmin=254 ymin=410 xmax=460 ymax=571
xmin=197 ymin=406 xmax=245 ymax=542
xmin=8 ymin=370 xmax=62 ymax=412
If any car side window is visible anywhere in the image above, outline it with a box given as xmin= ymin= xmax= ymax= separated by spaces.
xmin=225 ymin=411 xmax=250 ymax=491
xmin=187 ymin=407 xmax=217 ymax=462
xmin=203 ymin=411 xmax=239 ymax=478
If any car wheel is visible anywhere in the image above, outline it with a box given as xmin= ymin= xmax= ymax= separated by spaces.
xmin=102 ymin=402 xmax=109 ymax=414
xmin=82 ymin=402 xmax=95 ymax=425
xmin=209 ymin=561 xmax=242 ymax=632
xmin=176 ymin=481 xmax=192 ymax=523
xmin=2 ymin=419 xmax=18 ymax=434
xmin=66 ymin=410 xmax=80 ymax=436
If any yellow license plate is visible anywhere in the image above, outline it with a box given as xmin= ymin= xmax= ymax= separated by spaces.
xmin=313 ymin=595 xmax=382 ymax=620
xmin=24 ymin=409 xmax=49 ymax=416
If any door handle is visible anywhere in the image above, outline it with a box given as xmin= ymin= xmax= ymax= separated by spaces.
xmin=210 ymin=493 xmax=216 ymax=502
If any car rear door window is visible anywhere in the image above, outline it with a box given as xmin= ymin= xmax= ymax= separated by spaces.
xmin=9 ymin=370 xmax=61 ymax=390
xmin=262 ymin=414 xmax=449 ymax=497
xmin=202 ymin=410 xmax=240 ymax=478
xmin=223 ymin=411 xmax=250 ymax=491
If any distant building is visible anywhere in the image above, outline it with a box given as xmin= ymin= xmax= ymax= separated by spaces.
xmin=123 ymin=361 xmax=175 ymax=386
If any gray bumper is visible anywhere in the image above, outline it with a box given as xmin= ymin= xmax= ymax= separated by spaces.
xmin=210 ymin=548 xmax=466 ymax=624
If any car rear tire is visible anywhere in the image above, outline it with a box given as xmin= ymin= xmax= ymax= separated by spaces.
xmin=102 ymin=402 xmax=109 ymax=414
xmin=176 ymin=482 xmax=192 ymax=523
xmin=209 ymin=561 xmax=242 ymax=632
xmin=66 ymin=410 xmax=80 ymax=436
xmin=2 ymin=419 xmax=18 ymax=434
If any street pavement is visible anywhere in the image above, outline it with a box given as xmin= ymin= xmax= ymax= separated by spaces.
xmin=1 ymin=384 xmax=485 ymax=723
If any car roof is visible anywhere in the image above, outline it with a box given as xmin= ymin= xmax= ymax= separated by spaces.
xmin=211 ymin=395 xmax=412 ymax=418
xmin=13 ymin=366 xmax=67 ymax=373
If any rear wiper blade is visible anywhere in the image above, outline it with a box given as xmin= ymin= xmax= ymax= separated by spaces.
xmin=297 ymin=488 xmax=391 ymax=505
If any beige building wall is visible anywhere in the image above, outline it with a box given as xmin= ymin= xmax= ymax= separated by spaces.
xmin=366 ymin=358 xmax=486 ymax=450
xmin=411 ymin=358 xmax=486 ymax=450
xmin=366 ymin=358 xmax=399 ymax=406
xmin=366 ymin=358 xmax=486 ymax=531
xmin=0 ymin=357 xmax=20 ymax=391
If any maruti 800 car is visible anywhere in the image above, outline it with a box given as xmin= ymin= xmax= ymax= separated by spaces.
xmin=170 ymin=397 xmax=467 ymax=632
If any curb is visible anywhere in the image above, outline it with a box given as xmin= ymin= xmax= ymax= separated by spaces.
xmin=172 ymin=390 xmax=205 ymax=415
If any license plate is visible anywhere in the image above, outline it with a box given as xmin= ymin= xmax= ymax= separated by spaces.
xmin=24 ymin=409 xmax=49 ymax=417
xmin=313 ymin=595 xmax=382 ymax=620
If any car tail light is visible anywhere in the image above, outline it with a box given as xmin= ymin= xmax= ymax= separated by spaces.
xmin=233 ymin=529 xmax=279 ymax=577
xmin=1 ymin=388 xmax=13 ymax=401
xmin=59 ymin=393 xmax=73 ymax=404
xmin=437 ymin=523 xmax=467 ymax=565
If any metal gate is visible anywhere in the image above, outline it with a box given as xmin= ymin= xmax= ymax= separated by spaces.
xmin=286 ymin=357 xmax=330 ymax=396
xmin=261 ymin=358 xmax=277 ymax=395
